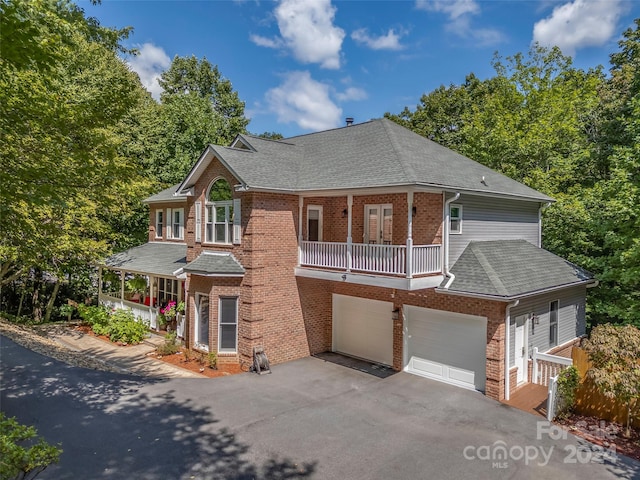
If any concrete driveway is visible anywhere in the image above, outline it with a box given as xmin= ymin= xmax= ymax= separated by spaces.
xmin=1 ymin=336 xmax=638 ymax=480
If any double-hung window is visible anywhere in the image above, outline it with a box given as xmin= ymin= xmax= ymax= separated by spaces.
xmin=549 ymin=300 xmax=559 ymax=347
xmin=450 ymin=204 xmax=462 ymax=234
xmin=206 ymin=203 xmax=233 ymax=244
xmin=171 ymin=208 xmax=184 ymax=240
xmin=205 ymin=178 xmax=234 ymax=244
xmin=219 ymin=297 xmax=238 ymax=352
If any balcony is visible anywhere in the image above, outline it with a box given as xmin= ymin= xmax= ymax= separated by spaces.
xmin=299 ymin=241 xmax=441 ymax=277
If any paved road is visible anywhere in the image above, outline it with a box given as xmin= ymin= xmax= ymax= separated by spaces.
xmin=1 ymin=335 xmax=638 ymax=479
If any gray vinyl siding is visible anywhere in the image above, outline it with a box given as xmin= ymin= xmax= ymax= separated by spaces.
xmin=448 ymin=193 xmax=540 ymax=265
xmin=508 ymin=285 xmax=587 ymax=367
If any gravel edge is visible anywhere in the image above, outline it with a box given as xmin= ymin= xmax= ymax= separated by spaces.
xmin=0 ymin=318 xmax=125 ymax=374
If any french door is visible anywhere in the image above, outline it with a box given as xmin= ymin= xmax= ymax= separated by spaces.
xmin=364 ymin=204 xmax=393 ymax=244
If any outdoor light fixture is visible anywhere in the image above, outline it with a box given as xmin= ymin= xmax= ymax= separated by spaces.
xmin=392 ymin=308 xmax=400 ymax=320
xmin=342 ymin=208 xmax=348 ymax=218
xmin=412 ymin=206 xmax=417 ymax=217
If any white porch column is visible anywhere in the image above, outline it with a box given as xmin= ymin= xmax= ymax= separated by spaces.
xmin=346 ymin=194 xmax=353 ymax=272
xmin=406 ymin=192 xmax=414 ymax=279
xmin=149 ymin=276 xmax=156 ymax=329
xmin=298 ymin=196 xmax=304 ymax=266
xmin=119 ymin=270 xmax=125 ymax=308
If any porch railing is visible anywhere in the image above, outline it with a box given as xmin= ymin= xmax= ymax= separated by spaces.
xmin=99 ymin=293 xmax=159 ymax=329
xmin=531 ymin=347 xmax=572 ymax=387
xmin=300 ymin=241 xmax=441 ymax=277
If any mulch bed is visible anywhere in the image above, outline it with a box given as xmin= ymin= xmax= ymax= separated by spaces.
xmin=147 ymin=350 xmax=245 ymax=378
xmin=556 ymin=413 xmax=640 ymax=462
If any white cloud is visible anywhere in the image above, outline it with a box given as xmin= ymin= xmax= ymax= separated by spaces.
xmin=335 ymin=86 xmax=368 ymax=102
xmin=533 ymin=0 xmax=625 ymax=56
xmin=416 ymin=0 xmax=479 ymax=19
xmin=415 ymin=0 xmax=503 ymax=46
xmin=127 ymin=43 xmax=171 ymax=100
xmin=251 ymin=0 xmax=345 ymax=69
xmin=249 ymin=34 xmax=282 ymax=49
xmin=351 ymin=28 xmax=404 ymax=50
xmin=266 ymin=71 xmax=342 ymax=131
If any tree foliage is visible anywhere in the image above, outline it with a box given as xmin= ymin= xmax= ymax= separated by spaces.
xmin=148 ymin=55 xmax=249 ymax=184
xmin=583 ymin=324 xmax=640 ymax=436
xmin=387 ymin=29 xmax=640 ymax=327
xmin=0 ymin=413 xmax=62 ymax=480
xmin=0 ymin=0 xmax=152 ymax=319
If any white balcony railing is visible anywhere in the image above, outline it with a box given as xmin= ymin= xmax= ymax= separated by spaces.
xmin=300 ymin=241 xmax=441 ymax=277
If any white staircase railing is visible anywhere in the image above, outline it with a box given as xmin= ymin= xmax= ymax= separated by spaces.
xmin=531 ymin=347 xmax=572 ymax=387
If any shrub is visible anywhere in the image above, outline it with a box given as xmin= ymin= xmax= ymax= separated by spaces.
xmin=76 ymin=304 xmax=109 ymax=332
xmin=106 ymin=309 xmax=148 ymax=344
xmin=157 ymin=332 xmax=180 ymax=356
xmin=0 ymin=413 xmax=62 ymax=480
xmin=555 ymin=366 xmax=580 ymax=419
xmin=208 ymin=352 xmax=217 ymax=370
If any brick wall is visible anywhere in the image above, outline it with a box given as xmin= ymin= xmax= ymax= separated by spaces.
xmin=178 ymin=155 xmax=507 ymax=400
xmin=301 ymin=192 xmax=443 ymax=245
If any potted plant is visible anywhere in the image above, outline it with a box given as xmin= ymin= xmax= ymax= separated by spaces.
xmin=160 ymin=300 xmax=177 ymax=332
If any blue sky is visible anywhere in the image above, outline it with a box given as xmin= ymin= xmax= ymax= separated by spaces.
xmin=83 ymin=0 xmax=639 ymax=138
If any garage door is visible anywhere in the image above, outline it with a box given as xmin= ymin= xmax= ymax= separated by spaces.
xmin=332 ymin=294 xmax=393 ymax=366
xmin=405 ymin=306 xmax=487 ymax=392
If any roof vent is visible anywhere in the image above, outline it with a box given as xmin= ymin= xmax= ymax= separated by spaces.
xmin=345 ymin=117 xmax=354 ymax=126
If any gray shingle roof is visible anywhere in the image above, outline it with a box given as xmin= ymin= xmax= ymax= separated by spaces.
xmin=102 ymin=243 xmax=187 ymax=277
xmin=182 ymin=252 xmax=245 ymax=276
xmin=179 ymin=118 xmax=553 ymax=202
xmin=437 ymin=240 xmax=594 ymax=299
xmin=143 ymin=184 xmax=187 ymax=203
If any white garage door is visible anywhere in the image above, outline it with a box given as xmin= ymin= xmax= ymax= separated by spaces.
xmin=405 ymin=306 xmax=487 ymax=392
xmin=332 ymin=294 xmax=393 ymax=366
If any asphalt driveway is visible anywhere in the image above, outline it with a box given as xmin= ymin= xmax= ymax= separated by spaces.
xmin=1 ymin=336 xmax=638 ymax=479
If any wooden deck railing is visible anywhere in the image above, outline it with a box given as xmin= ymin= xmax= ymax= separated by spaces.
xmin=299 ymin=241 xmax=441 ymax=277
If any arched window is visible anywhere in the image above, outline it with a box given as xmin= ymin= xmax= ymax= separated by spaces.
xmin=205 ymin=178 xmax=234 ymax=244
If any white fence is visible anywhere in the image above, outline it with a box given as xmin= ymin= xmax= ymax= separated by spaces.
xmin=300 ymin=241 xmax=441 ymax=276
xmin=547 ymin=375 xmax=559 ymax=421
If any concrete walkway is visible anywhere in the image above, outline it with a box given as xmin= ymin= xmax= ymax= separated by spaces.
xmin=47 ymin=327 xmax=205 ymax=378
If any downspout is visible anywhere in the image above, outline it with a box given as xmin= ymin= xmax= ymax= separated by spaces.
xmin=504 ymin=299 xmax=520 ymax=401
xmin=442 ymin=192 xmax=460 ymax=289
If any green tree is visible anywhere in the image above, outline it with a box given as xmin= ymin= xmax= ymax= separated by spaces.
xmin=0 ymin=0 xmax=151 ymax=319
xmin=148 ymin=55 xmax=249 ymax=184
xmin=583 ymin=324 xmax=640 ymax=436
xmin=0 ymin=413 xmax=62 ymax=480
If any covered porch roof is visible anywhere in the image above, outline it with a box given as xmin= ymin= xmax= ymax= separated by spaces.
xmin=102 ymin=243 xmax=187 ymax=277
xmin=436 ymin=240 xmax=595 ymax=300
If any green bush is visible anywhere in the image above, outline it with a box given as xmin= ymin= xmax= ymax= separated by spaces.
xmin=76 ymin=304 xmax=109 ymax=331
xmin=208 ymin=352 xmax=217 ymax=370
xmin=0 ymin=413 xmax=62 ymax=480
xmin=556 ymin=366 xmax=580 ymax=419
xmin=157 ymin=332 xmax=180 ymax=356
xmin=105 ymin=309 xmax=148 ymax=344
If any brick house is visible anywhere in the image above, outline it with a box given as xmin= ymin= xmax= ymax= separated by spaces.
xmin=99 ymin=118 xmax=596 ymax=401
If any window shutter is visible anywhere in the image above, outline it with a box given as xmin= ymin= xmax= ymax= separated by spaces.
xmin=195 ymin=202 xmax=202 ymax=243
xmin=166 ymin=208 xmax=172 ymax=239
xmin=233 ymin=198 xmax=241 ymax=245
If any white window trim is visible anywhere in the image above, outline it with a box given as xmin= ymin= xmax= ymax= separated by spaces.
xmin=194 ymin=293 xmax=209 ymax=351
xmin=218 ymin=296 xmax=238 ymax=353
xmin=205 ymin=201 xmax=233 ymax=244
xmin=549 ymin=299 xmax=559 ymax=347
xmin=450 ymin=204 xmax=463 ymax=235
xmin=306 ymin=205 xmax=323 ymax=242
xmin=155 ymin=210 xmax=164 ymax=239
xmin=172 ymin=208 xmax=184 ymax=240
